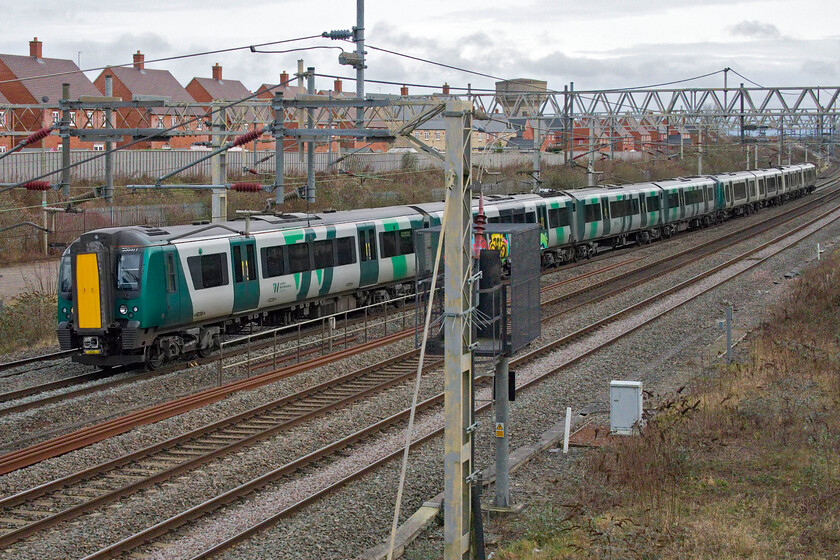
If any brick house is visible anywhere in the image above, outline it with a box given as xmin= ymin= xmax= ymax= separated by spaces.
xmin=0 ymin=38 xmax=101 ymax=150
xmin=94 ymin=51 xmax=198 ymax=149
xmin=185 ymin=63 xmax=265 ymax=150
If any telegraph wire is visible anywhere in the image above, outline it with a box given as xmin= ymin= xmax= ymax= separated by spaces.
xmin=0 ymin=35 xmax=324 ymax=87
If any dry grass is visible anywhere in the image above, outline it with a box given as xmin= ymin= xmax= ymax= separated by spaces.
xmin=493 ymin=251 xmax=840 ymax=559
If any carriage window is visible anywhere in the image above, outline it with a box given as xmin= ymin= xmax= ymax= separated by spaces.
xmin=684 ymin=189 xmax=704 ymax=205
xmin=758 ymin=179 xmax=765 ymax=195
xmin=646 ymin=196 xmax=660 ymax=211
xmin=187 ymin=253 xmax=228 ymax=289
xmin=116 ymin=252 xmax=143 ymax=290
xmin=380 ymin=229 xmax=414 ymax=258
xmin=59 ymin=255 xmax=72 ymax=295
xmin=513 ymin=212 xmax=526 ymax=223
xmin=548 ymin=207 xmax=570 ymax=228
xmin=584 ymin=203 xmax=601 ymax=223
xmin=261 ymin=246 xmax=286 ymax=278
xmin=287 ymin=243 xmax=310 ymax=274
xmin=609 ymin=199 xmax=638 ymax=218
xmin=667 ymin=192 xmax=680 ymax=208
xmin=733 ymin=181 xmax=747 ymax=199
xmin=165 ymin=253 xmax=177 ymax=293
xmin=336 ymin=237 xmax=356 ymax=266
xmin=749 ymin=180 xmax=756 ymax=197
xmin=313 ymin=240 xmax=334 ymax=269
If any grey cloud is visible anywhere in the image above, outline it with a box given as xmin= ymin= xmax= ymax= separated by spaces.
xmin=731 ymin=20 xmax=782 ymax=39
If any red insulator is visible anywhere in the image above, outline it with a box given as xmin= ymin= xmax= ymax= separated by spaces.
xmin=23 ymin=181 xmax=51 ymax=191
xmin=232 ymin=128 xmax=264 ymax=148
xmin=23 ymin=127 xmax=53 ymax=146
xmin=231 ymin=182 xmax=263 ymax=192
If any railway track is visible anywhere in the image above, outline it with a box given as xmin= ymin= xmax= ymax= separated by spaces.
xmin=84 ymin=187 xmax=840 ymax=560
xmin=0 ymin=172 xmax=836 ymax=557
xmin=2 ymin=172 xmax=834 ymax=422
xmin=2 ymin=174 xmax=837 ymax=461
xmin=0 ymin=348 xmax=440 ymax=549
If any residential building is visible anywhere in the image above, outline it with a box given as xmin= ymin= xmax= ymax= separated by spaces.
xmin=0 ymin=38 xmax=101 ymax=150
xmin=94 ymin=51 xmax=198 ymax=149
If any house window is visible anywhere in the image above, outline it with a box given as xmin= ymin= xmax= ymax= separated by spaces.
xmin=0 ymin=146 xmax=6 ymax=153
xmin=424 ymin=131 xmax=429 ymax=140
xmin=435 ymin=131 xmax=440 ymax=141
xmin=52 ymin=111 xmax=60 ymax=124
xmin=93 ymin=143 xmax=105 ymax=151
xmin=0 ymin=111 xmax=5 ymax=127
xmin=157 ymin=115 xmax=164 ymax=129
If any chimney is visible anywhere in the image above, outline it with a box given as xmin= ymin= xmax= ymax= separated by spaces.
xmin=442 ymin=83 xmax=450 ymax=95
xmin=280 ymin=70 xmax=289 ymax=85
xmin=212 ymin=63 xmax=222 ymax=81
xmin=334 ymin=78 xmax=342 ymax=93
xmin=29 ymin=37 xmax=42 ymax=59
xmin=400 ymin=85 xmax=408 ymax=96
xmin=133 ymin=50 xmax=145 ymax=70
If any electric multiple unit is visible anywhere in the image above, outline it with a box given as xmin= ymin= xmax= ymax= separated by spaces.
xmin=56 ymin=163 xmax=816 ymax=368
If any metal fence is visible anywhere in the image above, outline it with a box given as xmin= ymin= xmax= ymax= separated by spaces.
xmin=0 ymin=149 xmax=599 ymax=183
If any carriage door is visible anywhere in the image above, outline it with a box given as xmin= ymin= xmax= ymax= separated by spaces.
xmin=357 ymin=223 xmax=379 ymax=287
xmin=163 ymin=250 xmax=181 ymax=325
xmin=230 ymin=238 xmax=259 ymax=312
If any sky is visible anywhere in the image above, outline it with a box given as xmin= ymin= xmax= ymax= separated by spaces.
xmin=2 ymin=0 xmax=838 ymax=97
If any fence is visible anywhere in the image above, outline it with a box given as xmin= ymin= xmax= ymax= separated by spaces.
xmin=0 ymin=149 xmax=589 ymax=183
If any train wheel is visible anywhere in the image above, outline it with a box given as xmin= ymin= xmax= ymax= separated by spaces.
xmin=146 ymin=343 xmax=165 ymax=370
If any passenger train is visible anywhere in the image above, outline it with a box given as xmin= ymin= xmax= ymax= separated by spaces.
xmin=56 ymin=163 xmax=817 ymax=368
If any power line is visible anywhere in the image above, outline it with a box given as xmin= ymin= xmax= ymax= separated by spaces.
xmin=0 ymin=35 xmax=323 ymax=87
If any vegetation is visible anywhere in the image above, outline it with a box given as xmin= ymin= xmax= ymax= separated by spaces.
xmin=0 ymin=261 xmax=58 ymax=353
xmin=490 ymin=250 xmax=840 ymax=559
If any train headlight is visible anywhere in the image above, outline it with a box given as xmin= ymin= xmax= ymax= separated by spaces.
xmin=119 ymin=304 xmax=128 ymax=315
xmin=128 ymin=312 xmax=134 ymax=318
xmin=62 ymin=307 xmax=67 ymax=313
xmin=132 ymin=306 xmax=138 ymax=312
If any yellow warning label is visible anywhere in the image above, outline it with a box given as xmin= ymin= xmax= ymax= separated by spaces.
xmin=76 ymin=253 xmax=102 ymax=329
xmin=495 ymin=422 xmax=505 ymax=438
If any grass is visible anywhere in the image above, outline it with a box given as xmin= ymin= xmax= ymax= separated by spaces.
xmin=0 ymin=261 xmax=58 ymax=353
xmin=490 ymin=250 xmax=840 ymax=559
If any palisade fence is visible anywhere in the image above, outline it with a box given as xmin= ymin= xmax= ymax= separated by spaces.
xmin=0 ymin=202 xmax=207 ymax=260
xmin=0 ymin=149 xmax=571 ymax=183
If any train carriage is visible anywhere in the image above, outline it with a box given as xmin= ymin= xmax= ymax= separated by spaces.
xmin=56 ymin=163 xmax=818 ymax=368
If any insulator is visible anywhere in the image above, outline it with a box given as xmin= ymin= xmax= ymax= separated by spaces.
xmin=23 ymin=127 xmax=53 ymax=146
xmin=231 ymin=182 xmax=263 ymax=192
xmin=323 ymin=29 xmax=353 ymax=40
xmin=232 ymin=128 xmax=264 ymax=148
xmin=23 ymin=181 xmax=51 ymax=191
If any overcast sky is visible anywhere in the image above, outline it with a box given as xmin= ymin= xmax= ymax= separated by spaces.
xmin=2 ymin=0 xmax=838 ymax=96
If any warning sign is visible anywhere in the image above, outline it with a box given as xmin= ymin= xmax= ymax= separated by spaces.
xmin=495 ymin=422 xmax=505 ymax=438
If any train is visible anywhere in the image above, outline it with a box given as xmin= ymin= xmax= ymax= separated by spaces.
xmin=56 ymin=163 xmax=817 ymax=368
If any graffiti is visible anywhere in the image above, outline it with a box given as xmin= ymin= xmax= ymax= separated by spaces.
xmin=540 ymin=231 xmax=548 ymax=250
xmin=488 ymin=233 xmax=509 ymax=260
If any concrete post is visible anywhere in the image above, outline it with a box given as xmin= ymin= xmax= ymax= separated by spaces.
xmin=211 ymin=106 xmax=227 ymax=222
xmin=443 ymin=99 xmax=474 ymax=560
xmin=306 ymin=67 xmax=316 ymax=203
xmin=494 ymin=354 xmax=510 ymax=508
xmin=104 ymin=75 xmax=115 ymax=224
xmin=272 ymin=92 xmax=285 ymax=205
xmin=587 ymin=120 xmax=595 ymax=187
xmin=355 ymin=0 xmax=365 ymax=130
xmin=532 ymin=117 xmax=541 ymax=193
xmin=40 ymin=143 xmax=48 ymax=255
xmin=698 ymin=128 xmax=703 ymax=175
xmin=61 ymin=83 xmax=71 ymax=197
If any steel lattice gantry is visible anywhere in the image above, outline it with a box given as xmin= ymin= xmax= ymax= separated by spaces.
xmin=471 ymin=86 xmax=840 ymax=134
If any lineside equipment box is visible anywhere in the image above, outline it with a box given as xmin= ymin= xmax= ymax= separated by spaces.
xmin=610 ymin=380 xmax=643 ymax=435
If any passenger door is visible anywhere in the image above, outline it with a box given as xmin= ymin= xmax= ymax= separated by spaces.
xmin=357 ymin=223 xmax=379 ymax=287
xmin=230 ymin=238 xmax=259 ymax=312
xmin=163 ymin=250 xmax=182 ymax=325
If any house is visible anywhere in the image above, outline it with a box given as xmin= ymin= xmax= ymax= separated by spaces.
xmin=0 ymin=38 xmax=101 ymax=150
xmin=185 ymin=64 xmax=266 ymax=150
xmin=94 ymin=51 xmax=198 ymax=149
